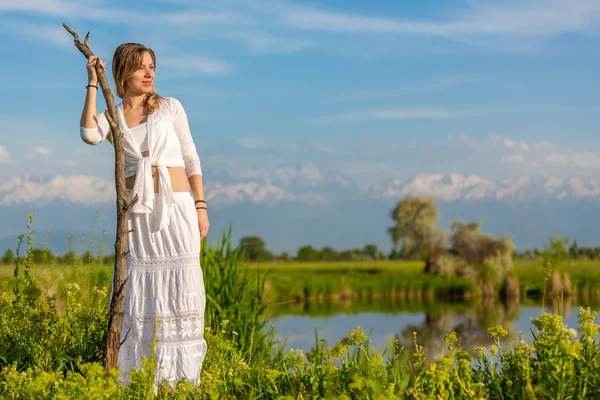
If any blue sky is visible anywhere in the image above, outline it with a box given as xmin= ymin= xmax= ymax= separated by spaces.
xmin=2 ymin=0 xmax=600 ymax=194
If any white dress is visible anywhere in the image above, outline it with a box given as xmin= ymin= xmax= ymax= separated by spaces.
xmin=80 ymin=97 xmax=208 ymax=387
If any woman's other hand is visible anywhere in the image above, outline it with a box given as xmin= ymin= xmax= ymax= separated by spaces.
xmin=197 ymin=209 xmax=209 ymax=240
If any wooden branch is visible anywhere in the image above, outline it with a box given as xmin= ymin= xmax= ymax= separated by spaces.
xmin=63 ymin=22 xmax=138 ymax=372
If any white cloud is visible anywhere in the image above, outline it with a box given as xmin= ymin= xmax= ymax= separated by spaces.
xmin=327 ymin=75 xmax=475 ymax=103
xmin=24 ymin=146 xmax=50 ymax=159
xmin=233 ymin=31 xmax=312 ymax=54
xmin=544 ymin=153 xmax=571 ymax=167
xmin=161 ymin=56 xmax=234 ymax=76
xmin=0 ymin=19 xmax=72 ymax=49
xmin=453 ymin=134 xmax=531 ymax=153
xmin=34 ymin=147 xmax=49 ymax=156
xmin=0 ymin=0 xmax=149 ymax=23
xmin=0 ymin=0 xmax=79 ymax=15
xmin=0 ymin=145 xmax=13 ymax=164
xmin=543 ymin=151 xmax=600 ymax=169
xmin=371 ymin=108 xmax=467 ymax=119
xmin=0 ymin=174 xmax=115 ymax=206
xmin=454 ymin=134 xmax=600 ymax=173
xmin=280 ymin=1 xmax=600 ymax=38
xmin=161 ymin=11 xmax=240 ymax=25
xmin=313 ymin=107 xmax=467 ymax=125
xmin=55 ymin=160 xmax=77 ymax=168
xmin=501 ymin=154 xmax=525 ymax=163
xmin=6 ymin=0 xmax=599 ymax=56
xmin=237 ymin=137 xmax=271 ymax=149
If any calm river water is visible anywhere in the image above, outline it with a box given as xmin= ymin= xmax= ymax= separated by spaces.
xmin=266 ymin=298 xmax=598 ymax=361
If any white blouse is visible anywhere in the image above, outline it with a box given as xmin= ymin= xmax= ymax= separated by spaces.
xmin=80 ymin=97 xmax=202 ymax=233
xmin=129 ymin=122 xmax=149 ymax=153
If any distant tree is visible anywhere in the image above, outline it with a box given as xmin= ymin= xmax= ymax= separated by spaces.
xmin=258 ymin=250 xmax=274 ymax=261
xmin=388 ymin=248 xmax=402 ymax=260
xmin=387 ymin=195 xmax=447 ymax=273
xmin=520 ymin=249 xmax=534 ymax=260
xmin=541 ymin=235 xmax=571 ymax=268
xmin=26 ymin=248 xmax=56 ymax=264
xmin=297 ymin=245 xmax=319 ymax=262
xmin=239 ymin=236 xmax=267 ymax=261
xmin=62 ymin=250 xmax=76 ymax=264
xmin=319 ymin=247 xmax=339 ymax=261
xmin=568 ymin=240 xmax=579 ymax=259
xmin=104 ymin=254 xmax=116 ymax=266
xmin=363 ymin=244 xmax=378 ymax=260
xmin=83 ymin=250 xmax=94 ymax=264
xmin=278 ymin=252 xmax=290 ymax=262
xmin=449 ymin=221 xmax=489 ymax=264
xmin=448 ymin=220 xmax=515 ymax=280
xmin=2 ymin=249 xmax=14 ymax=264
xmin=339 ymin=250 xmax=356 ymax=261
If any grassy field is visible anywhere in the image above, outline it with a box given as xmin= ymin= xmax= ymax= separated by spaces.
xmin=2 ymin=258 xmax=599 ymax=306
xmin=250 ymin=258 xmax=600 ymax=303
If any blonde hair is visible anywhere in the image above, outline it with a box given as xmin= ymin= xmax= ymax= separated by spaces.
xmin=112 ymin=43 xmax=163 ymax=114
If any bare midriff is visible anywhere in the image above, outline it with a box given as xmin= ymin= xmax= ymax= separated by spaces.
xmin=125 ymin=153 xmax=190 ymax=193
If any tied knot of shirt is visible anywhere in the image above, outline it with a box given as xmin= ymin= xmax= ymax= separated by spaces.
xmin=130 ymin=158 xmax=175 ymax=234
xmin=118 ymin=105 xmax=176 ymax=235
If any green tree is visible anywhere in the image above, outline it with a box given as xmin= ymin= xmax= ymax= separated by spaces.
xmin=387 ymin=195 xmax=447 ymax=273
xmin=29 ymin=248 xmax=49 ymax=263
xmin=448 ymin=220 xmax=515 ymax=280
xmin=319 ymin=246 xmax=339 ymax=261
xmin=61 ymin=250 xmax=76 ymax=264
xmin=297 ymin=245 xmax=319 ymax=262
xmin=2 ymin=249 xmax=14 ymax=264
xmin=542 ymin=235 xmax=571 ymax=269
xmin=239 ymin=236 xmax=267 ymax=261
xmin=448 ymin=221 xmax=488 ymax=264
xmin=363 ymin=244 xmax=378 ymax=260
xmin=389 ymin=247 xmax=402 ymax=260
xmin=339 ymin=250 xmax=356 ymax=261
xmin=568 ymin=240 xmax=579 ymax=259
xmin=83 ymin=250 xmax=94 ymax=264
xmin=258 ymin=249 xmax=274 ymax=261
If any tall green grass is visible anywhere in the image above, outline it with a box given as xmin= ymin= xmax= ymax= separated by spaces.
xmin=2 ymin=217 xmax=600 ymax=398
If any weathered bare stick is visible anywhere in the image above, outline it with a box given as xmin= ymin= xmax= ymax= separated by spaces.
xmin=64 ymin=22 xmax=139 ymax=372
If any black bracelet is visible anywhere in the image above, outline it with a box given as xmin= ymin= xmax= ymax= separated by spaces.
xmin=196 ymin=206 xmax=207 ymax=210
xmin=194 ymin=200 xmax=206 ymax=204
xmin=86 ymin=84 xmax=98 ymax=90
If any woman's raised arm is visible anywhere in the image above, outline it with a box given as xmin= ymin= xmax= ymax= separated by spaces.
xmin=80 ymin=55 xmax=109 ymax=145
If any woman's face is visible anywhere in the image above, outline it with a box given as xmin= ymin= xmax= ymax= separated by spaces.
xmin=124 ymin=51 xmax=155 ymax=96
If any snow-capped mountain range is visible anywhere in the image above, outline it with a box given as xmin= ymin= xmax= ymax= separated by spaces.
xmin=2 ymin=164 xmax=600 ymax=254
xmin=373 ymin=173 xmax=600 ymax=202
xmin=2 ymin=165 xmax=599 ymax=207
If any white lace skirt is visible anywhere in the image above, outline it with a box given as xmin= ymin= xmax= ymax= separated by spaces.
xmin=112 ymin=191 xmax=207 ymax=387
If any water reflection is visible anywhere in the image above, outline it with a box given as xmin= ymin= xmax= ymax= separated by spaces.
xmin=395 ymin=298 xmax=519 ymax=361
xmin=267 ymin=296 xmax=593 ymax=363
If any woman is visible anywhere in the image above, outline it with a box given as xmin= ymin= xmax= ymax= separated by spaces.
xmin=79 ymin=43 xmax=209 ymax=388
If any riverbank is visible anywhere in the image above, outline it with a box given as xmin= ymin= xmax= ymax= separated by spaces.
xmin=249 ymin=259 xmax=600 ymax=304
xmin=2 ymin=258 xmax=600 ymax=306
